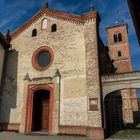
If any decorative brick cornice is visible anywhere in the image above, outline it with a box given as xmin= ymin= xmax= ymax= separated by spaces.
xmin=11 ymin=8 xmax=97 ymax=39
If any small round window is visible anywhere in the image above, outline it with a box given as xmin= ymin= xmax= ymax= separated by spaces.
xmin=32 ymin=46 xmax=54 ymax=71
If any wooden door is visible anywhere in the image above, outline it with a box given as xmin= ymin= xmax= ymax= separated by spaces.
xmin=41 ymin=100 xmax=49 ymax=130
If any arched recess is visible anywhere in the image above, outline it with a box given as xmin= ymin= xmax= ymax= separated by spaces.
xmin=104 ymin=91 xmax=124 ymax=137
xmin=25 ymin=84 xmax=54 ymax=134
xmin=104 ymin=87 xmax=140 ymax=138
xmin=42 ymin=18 xmax=47 ymax=29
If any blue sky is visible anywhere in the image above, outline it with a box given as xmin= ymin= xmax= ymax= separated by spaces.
xmin=0 ymin=0 xmax=140 ymax=70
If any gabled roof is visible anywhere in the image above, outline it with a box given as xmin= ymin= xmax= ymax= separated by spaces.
xmin=0 ymin=32 xmax=11 ymax=49
xmin=11 ymin=6 xmax=97 ymax=39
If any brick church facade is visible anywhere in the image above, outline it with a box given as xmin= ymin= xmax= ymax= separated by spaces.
xmin=0 ymin=3 xmax=137 ymax=139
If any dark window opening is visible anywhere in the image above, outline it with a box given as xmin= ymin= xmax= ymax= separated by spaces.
xmin=51 ymin=24 xmax=57 ymax=32
xmin=118 ymin=51 xmax=122 ymax=57
xmin=114 ymin=34 xmax=117 ymax=43
xmin=118 ymin=33 xmax=122 ymax=42
xmin=32 ymin=29 xmax=37 ymax=37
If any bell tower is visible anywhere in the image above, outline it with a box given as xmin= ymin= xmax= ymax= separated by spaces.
xmin=107 ymin=24 xmax=132 ymax=73
xmin=107 ymin=24 xmax=139 ymax=123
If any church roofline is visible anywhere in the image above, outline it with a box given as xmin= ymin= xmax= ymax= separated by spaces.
xmin=11 ymin=6 xmax=97 ymax=39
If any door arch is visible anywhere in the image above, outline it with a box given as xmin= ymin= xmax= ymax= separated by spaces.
xmin=25 ymin=84 xmax=54 ymax=133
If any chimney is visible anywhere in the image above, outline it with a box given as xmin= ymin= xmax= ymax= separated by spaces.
xmin=90 ymin=5 xmax=94 ymax=12
xmin=45 ymin=2 xmax=48 ymax=8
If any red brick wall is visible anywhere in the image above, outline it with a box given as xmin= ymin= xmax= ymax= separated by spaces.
xmin=107 ymin=24 xmax=132 ymax=73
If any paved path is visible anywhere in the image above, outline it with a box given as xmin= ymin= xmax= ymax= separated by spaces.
xmin=0 ymin=132 xmax=92 ymax=140
xmin=107 ymin=137 xmax=140 ymax=140
xmin=0 ymin=132 xmax=140 ymax=140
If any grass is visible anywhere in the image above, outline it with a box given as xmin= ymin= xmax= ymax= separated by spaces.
xmin=136 ymin=123 xmax=140 ymax=128
xmin=110 ymin=124 xmax=140 ymax=138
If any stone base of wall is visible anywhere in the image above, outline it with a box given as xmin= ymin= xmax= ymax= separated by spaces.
xmin=59 ymin=126 xmax=104 ymax=139
xmin=59 ymin=126 xmax=86 ymax=135
xmin=87 ymin=127 xmax=104 ymax=140
xmin=0 ymin=123 xmax=19 ymax=132
xmin=0 ymin=123 xmax=105 ymax=139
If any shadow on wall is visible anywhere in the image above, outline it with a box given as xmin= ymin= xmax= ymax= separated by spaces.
xmin=0 ymin=49 xmax=18 ymax=131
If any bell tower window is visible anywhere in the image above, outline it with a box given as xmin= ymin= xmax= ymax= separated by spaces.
xmin=118 ymin=33 xmax=122 ymax=42
xmin=118 ymin=51 xmax=122 ymax=57
xmin=114 ymin=34 xmax=118 ymax=43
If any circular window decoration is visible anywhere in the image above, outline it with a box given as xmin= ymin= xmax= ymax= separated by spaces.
xmin=32 ymin=46 xmax=54 ymax=71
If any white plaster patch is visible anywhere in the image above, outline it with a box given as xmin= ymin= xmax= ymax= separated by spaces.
xmin=60 ymin=96 xmax=87 ymax=126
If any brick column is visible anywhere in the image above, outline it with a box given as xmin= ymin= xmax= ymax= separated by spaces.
xmin=84 ymin=19 xmax=104 ymax=139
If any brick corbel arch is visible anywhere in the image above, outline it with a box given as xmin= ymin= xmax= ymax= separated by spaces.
xmin=25 ymin=84 xmax=54 ymax=133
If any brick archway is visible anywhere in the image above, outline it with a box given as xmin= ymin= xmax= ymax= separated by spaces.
xmin=104 ymin=92 xmax=123 ymax=137
xmin=25 ymin=84 xmax=54 ymax=133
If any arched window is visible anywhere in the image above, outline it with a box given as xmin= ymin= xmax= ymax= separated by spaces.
xmin=118 ymin=51 xmax=122 ymax=57
xmin=114 ymin=34 xmax=117 ymax=43
xmin=51 ymin=24 xmax=57 ymax=32
xmin=42 ymin=18 xmax=47 ymax=29
xmin=118 ymin=33 xmax=122 ymax=42
xmin=32 ymin=29 xmax=37 ymax=37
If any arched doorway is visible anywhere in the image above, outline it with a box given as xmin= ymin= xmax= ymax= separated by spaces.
xmin=25 ymin=84 xmax=54 ymax=134
xmin=104 ymin=91 xmax=124 ymax=137
xmin=32 ymin=90 xmax=50 ymax=132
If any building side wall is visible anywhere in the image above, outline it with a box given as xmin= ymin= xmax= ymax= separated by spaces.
xmin=0 ymin=45 xmax=5 ymax=87
xmin=84 ymin=20 xmax=102 ymax=128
